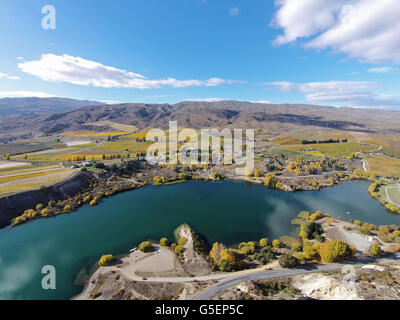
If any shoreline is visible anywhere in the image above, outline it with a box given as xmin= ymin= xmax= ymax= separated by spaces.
xmin=73 ymin=217 xmax=400 ymax=300
xmin=2 ymin=169 xmax=398 ymax=230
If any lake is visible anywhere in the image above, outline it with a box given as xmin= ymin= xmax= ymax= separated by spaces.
xmin=0 ymin=180 xmax=399 ymax=300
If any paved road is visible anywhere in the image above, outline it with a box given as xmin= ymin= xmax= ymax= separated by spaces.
xmin=193 ymin=254 xmax=400 ymax=300
xmin=337 ymin=226 xmax=372 ymax=252
xmin=361 ymin=159 xmax=368 ymax=172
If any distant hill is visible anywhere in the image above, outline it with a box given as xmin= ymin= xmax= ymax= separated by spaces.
xmin=0 ymin=97 xmax=102 ymax=116
xmin=1 ymin=100 xmax=400 ymax=141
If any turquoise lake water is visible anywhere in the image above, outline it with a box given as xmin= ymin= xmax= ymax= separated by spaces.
xmin=0 ymin=180 xmax=399 ymax=300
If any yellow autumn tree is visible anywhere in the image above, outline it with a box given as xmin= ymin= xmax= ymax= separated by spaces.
xmin=317 ymin=240 xmax=353 ymax=263
xmin=210 ymin=242 xmax=226 ymax=263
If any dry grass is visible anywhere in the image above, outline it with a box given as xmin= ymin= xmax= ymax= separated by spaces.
xmin=274 ymin=130 xmax=357 ymax=145
xmin=271 ymin=136 xmax=302 ymax=145
xmin=0 ymin=169 xmax=75 ymax=197
xmin=282 ymin=142 xmax=377 ymax=157
xmin=60 ymin=131 xmax=130 ymax=137
xmin=80 ymin=141 xmax=140 ymax=154
xmin=365 ymin=155 xmax=400 ymax=178
xmin=85 ymin=121 xmax=138 ymax=132
xmin=126 ymin=127 xmax=187 ymax=140
xmin=305 ymin=150 xmax=325 ymax=157
xmin=12 ymin=145 xmax=97 ymax=161
xmin=363 ymin=134 xmax=400 ymax=158
xmin=0 ymin=164 xmax=59 ymax=176
xmin=0 ymin=169 xmax=70 ymax=184
xmin=386 ymin=185 xmax=400 ymax=205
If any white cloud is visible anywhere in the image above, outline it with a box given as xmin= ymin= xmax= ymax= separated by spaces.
xmin=229 ymin=7 xmax=240 ymax=17
xmin=0 ymin=72 xmax=19 ymax=80
xmin=250 ymin=100 xmax=275 ymax=104
xmin=367 ymin=67 xmax=396 ymax=74
xmin=0 ymin=91 xmax=56 ymax=98
xmin=186 ymin=98 xmax=228 ymax=102
xmin=18 ymin=54 xmax=240 ymax=89
xmin=265 ymin=80 xmax=400 ymax=108
xmin=17 ymin=57 xmax=24 ymax=60
xmin=272 ymin=0 xmax=400 ymax=64
xmin=98 ymin=99 xmax=122 ymax=104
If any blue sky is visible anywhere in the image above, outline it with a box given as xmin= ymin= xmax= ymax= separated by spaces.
xmin=0 ymin=0 xmax=399 ymax=108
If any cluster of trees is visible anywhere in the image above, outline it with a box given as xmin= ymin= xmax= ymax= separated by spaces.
xmin=275 ymin=211 xmax=355 ymax=265
xmin=385 ymin=203 xmax=400 ymax=214
xmin=368 ymin=180 xmax=400 ymax=214
xmin=301 ymin=139 xmax=348 ymax=145
xmin=11 ymin=199 xmax=76 ymax=226
xmin=11 ymin=164 xmax=144 ymax=226
xmin=291 ymin=240 xmax=355 ymax=264
xmin=368 ymin=180 xmax=383 ymax=198
xmin=136 ymin=236 xmax=188 ymax=257
xmin=313 ymin=240 xmax=355 ymax=263
xmin=210 ymin=242 xmax=239 ymax=272
xmin=174 ymin=237 xmax=187 ymax=256
xmin=212 ymin=172 xmax=224 ymax=181
xmin=56 ymin=153 xmax=137 ymax=162
xmin=209 ymin=237 xmax=279 ymax=271
xmin=288 ymin=157 xmax=346 ymax=177
xmin=263 ymin=174 xmax=287 ymax=191
xmin=153 ymin=176 xmax=167 ymax=184
xmin=256 ymin=246 xmax=275 ymax=264
xmin=305 ymin=179 xmax=320 ymax=189
xmin=376 ymin=225 xmax=400 ymax=243
xmin=291 ymin=211 xmax=325 ymax=242
xmin=11 ymin=209 xmax=38 ymax=225
xmin=353 ymin=220 xmax=377 ymax=235
xmin=353 ymin=169 xmax=376 ymax=180
xmin=288 ymin=158 xmax=325 ymax=176
xmin=366 ymin=181 xmax=400 ymax=213
xmin=239 ymin=242 xmax=256 ymax=255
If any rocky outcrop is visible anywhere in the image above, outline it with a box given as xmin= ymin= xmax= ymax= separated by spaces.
xmin=174 ymin=223 xmax=212 ymax=276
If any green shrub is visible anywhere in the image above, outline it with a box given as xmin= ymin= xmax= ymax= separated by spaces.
xmin=368 ymin=243 xmax=383 ymax=257
xmin=291 ymin=242 xmax=302 ymax=252
xmin=279 ymin=254 xmax=299 ymax=269
xmin=218 ymin=259 xmax=234 ymax=272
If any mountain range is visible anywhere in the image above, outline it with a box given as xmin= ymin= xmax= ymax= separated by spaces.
xmin=1 ymin=98 xmax=400 ymax=141
xmin=0 ymin=97 xmax=102 ymax=116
